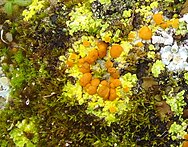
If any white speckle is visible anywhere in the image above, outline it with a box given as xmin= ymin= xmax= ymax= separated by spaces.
xmin=26 ymin=99 xmax=30 ymax=105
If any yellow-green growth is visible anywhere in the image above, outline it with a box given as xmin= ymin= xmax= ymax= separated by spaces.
xmin=184 ymin=72 xmax=188 ymax=85
xmin=9 ymin=118 xmax=39 ymax=147
xmin=22 ymin=0 xmax=45 ymax=21
xmin=66 ymin=4 xmax=103 ymax=35
xmin=169 ymin=121 xmax=187 ymax=141
xmin=151 ymin=60 xmax=165 ymax=78
xmin=163 ymin=90 xmax=186 ymax=116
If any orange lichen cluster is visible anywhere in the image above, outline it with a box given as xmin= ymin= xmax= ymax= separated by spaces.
xmin=138 ymin=26 xmax=152 ymax=40
xmin=153 ymin=13 xmax=164 ymax=25
xmin=80 ymin=74 xmax=121 ymax=101
xmin=80 ymin=67 xmax=121 ymax=100
xmin=160 ymin=19 xmax=179 ymax=29
xmin=152 ymin=13 xmax=179 ymax=29
xmin=97 ymin=78 xmax=120 ymax=101
xmin=79 ymin=73 xmax=92 ymax=87
xmin=67 ymin=40 xmax=125 ymax=101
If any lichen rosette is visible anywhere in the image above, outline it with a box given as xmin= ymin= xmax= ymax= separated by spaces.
xmin=61 ymin=36 xmax=137 ymax=124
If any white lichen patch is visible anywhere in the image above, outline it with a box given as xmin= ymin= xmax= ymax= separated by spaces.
xmin=0 ymin=71 xmax=10 ymax=109
xmin=160 ymin=42 xmax=188 ymax=71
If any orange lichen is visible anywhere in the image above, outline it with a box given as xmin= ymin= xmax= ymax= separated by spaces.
xmin=79 ymin=62 xmax=90 ymax=73
xmin=171 ymin=19 xmax=179 ymax=28
xmin=162 ymin=19 xmax=179 ymax=29
xmin=69 ymin=53 xmax=78 ymax=60
xmin=83 ymin=40 xmax=91 ymax=47
xmin=109 ymin=106 xmax=117 ymax=113
xmin=98 ymin=85 xmax=110 ymax=100
xmin=78 ymin=58 xmax=85 ymax=65
xmin=138 ymin=26 xmax=152 ymax=40
xmin=153 ymin=13 xmax=163 ymax=25
xmin=135 ymin=42 xmax=144 ymax=47
xmin=91 ymin=78 xmax=100 ymax=87
xmin=104 ymin=36 xmax=111 ymax=43
xmin=110 ymin=83 xmax=115 ymax=88
xmin=85 ymin=83 xmax=91 ymax=89
xmin=183 ymin=141 xmax=188 ymax=147
xmin=100 ymin=80 xmax=109 ymax=86
xmin=97 ymin=41 xmax=108 ymax=58
xmin=111 ymin=79 xmax=121 ymax=87
xmin=79 ymin=73 xmax=92 ymax=87
xmin=109 ymin=88 xmax=117 ymax=101
xmin=85 ymin=49 xmax=98 ymax=64
xmin=108 ymin=67 xmax=116 ymax=74
xmin=128 ymin=31 xmax=136 ymax=42
xmin=86 ymin=85 xmax=97 ymax=95
xmin=105 ymin=60 xmax=113 ymax=69
xmin=160 ymin=22 xmax=169 ymax=29
xmin=66 ymin=53 xmax=78 ymax=67
xmin=111 ymin=71 xmax=120 ymax=79
xmin=66 ymin=60 xmax=74 ymax=67
xmin=123 ymin=86 xmax=129 ymax=92
xmin=184 ymin=134 xmax=188 ymax=140
xmin=110 ymin=44 xmax=123 ymax=58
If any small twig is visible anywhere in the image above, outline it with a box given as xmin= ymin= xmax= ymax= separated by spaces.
xmin=0 ymin=29 xmax=9 ymax=44
xmin=43 ymin=92 xmax=56 ymax=98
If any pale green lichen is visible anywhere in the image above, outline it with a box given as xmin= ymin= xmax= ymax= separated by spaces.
xmin=147 ymin=51 xmax=155 ymax=59
xmin=175 ymin=21 xmax=188 ymax=35
xmin=150 ymin=1 xmax=159 ymax=9
xmin=22 ymin=0 xmax=45 ymax=21
xmin=148 ymin=44 xmax=156 ymax=51
xmin=184 ymin=72 xmax=188 ymax=85
xmin=135 ymin=5 xmax=153 ymax=23
xmin=151 ymin=60 xmax=165 ymax=78
xmin=120 ymin=73 xmax=138 ymax=90
xmin=62 ymin=81 xmax=83 ymax=105
xmin=86 ymin=94 xmax=131 ymax=126
xmin=169 ymin=121 xmax=187 ymax=141
xmin=99 ymin=0 xmax=111 ymax=4
xmin=66 ymin=4 xmax=105 ymax=35
xmin=162 ymin=90 xmax=186 ymax=116
xmin=123 ymin=9 xmax=132 ymax=18
xmin=9 ymin=117 xmax=38 ymax=147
